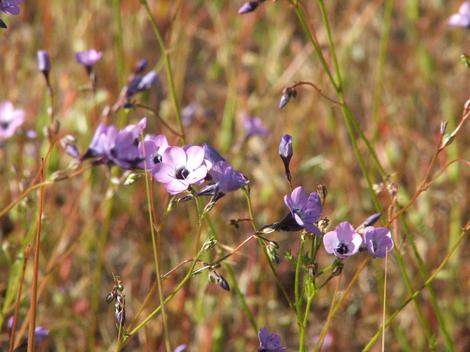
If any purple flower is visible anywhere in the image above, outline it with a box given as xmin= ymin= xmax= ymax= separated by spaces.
xmin=138 ymin=134 xmax=169 ymax=170
xmin=0 ymin=101 xmax=25 ymax=140
xmin=209 ymin=161 xmax=248 ymax=192
xmin=243 ymin=115 xmax=269 ymax=138
xmin=203 ymin=144 xmax=226 ymax=170
xmin=75 ymin=49 xmax=103 ymax=68
xmin=258 ymin=327 xmax=286 ymax=352
xmin=82 ymin=118 xmax=146 ymax=169
xmin=153 ymin=146 xmax=208 ymax=195
xmin=82 ymin=123 xmax=110 ymax=159
xmin=284 ymin=186 xmax=322 ymax=235
xmin=37 ymin=50 xmax=51 ymax=75
xmin=449 ymin=1 xmax=470 ymax=28
xmin=0 ymin=0 xmax=22 ymax=15
xmin=279 ymin=134 xmax=293 ymax=182
xmin=106 ymin=118 xmax=147 ymax=169
xmin=323 ymin=222 xmax=363 ymax=259
xmin=363 ymin=226 xmax=394 ymax=258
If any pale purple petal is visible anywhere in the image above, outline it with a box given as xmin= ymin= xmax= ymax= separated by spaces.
xmin=162 ymin=146 xmax=187 ymax=169
xmin=164 ymin=178 xmax=190 ymax=195
xmin=153 ymin=163 xmax=176 ymax=184
xmin=185 ymin=145 xmax=205 ymax=170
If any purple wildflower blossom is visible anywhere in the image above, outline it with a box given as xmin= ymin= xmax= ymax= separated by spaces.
xmin=34 ymin=326 xmax=49 ymax=343
xmin=75 ymin=49 xmax=103 ymax=68
xmin=210 ymin=161 xmax=248 ymax=192
xmin=243 ymin=115 xmax=269 ymax=138
xmin=258 ymin=327 xmax=286 ymax=352
xmin=153 ymin=146 xmax=208 ymax=195
xmin=284 ymin=186 xmax=322 ymax=235
xmin=106 ymin=118 xmax=146 ymax=169
xmin=323 ymin=222 xmax=363 ymax=259
xmin=363 ymin=226 xmax=394 ymax=258
xmin=82 ymin=123 xmax=110 ymax=159
xmin=137 ymin=71 xmax=158 ymax=91
xmin=449 ymin=1 xmax=470 ymax=28
xmin=0 ymin=0 xmax=22 ymax=15
xmin=138 ymin=134 xmax=169 ymax=170
xmin=0 ymin=101 xmax=25 ymax=140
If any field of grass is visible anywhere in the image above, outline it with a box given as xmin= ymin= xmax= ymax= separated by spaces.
xmin=0 ymin=0 xmax=469 ymax=351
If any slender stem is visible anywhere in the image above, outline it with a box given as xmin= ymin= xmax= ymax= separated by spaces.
xmin=27 ymin=159 xmax=45 ymax=352
xmin=140 ymin=0 xmax=185 ymax=142
xmin=362 ymin=223 xmax=469 ymax=351
xmin=243 ymin=189 xmax=295 ymax=310
xmin=143 ymin=139 xmax=171 ymax=351
xmin=299 ymin=293 xmax=314 ymax=352
xmin=8 ymin=247 xmax=31 ymax=352
xmin=294 ymin=238 xmax=304 ymax=313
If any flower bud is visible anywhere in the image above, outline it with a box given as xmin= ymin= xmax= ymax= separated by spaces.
xmin=37 ymin=50 xmax=51 ymax=78
xmin=279 ymin=134 xmax=293 ymax=183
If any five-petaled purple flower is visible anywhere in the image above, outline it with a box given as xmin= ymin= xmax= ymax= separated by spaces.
xmin=75 ymin=49 xmax=103 ymax=68
xmin=323 ymin=222 xmax=363 ymax=259
xmin=284 ymin=186 xmax=322 ymax=235
xmin=363 ymin=226 xmax=394 ymax=258
xmin=153 ymin=146 xmax=208 ymax=195
xmin=138 ymin=134 xmax=169 ymax=170
xmin=258 ymin=327 xmax=286 ymax=352
xmin=0 ymin=101 xmax=25 ymax=140
xmin=243 ymin=115 xmax=269 ymax=138
xmin=448 ymin=1 xmax=470 ymax=28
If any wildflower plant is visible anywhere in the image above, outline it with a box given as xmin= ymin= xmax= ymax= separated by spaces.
xmin=0 ymin=1 xmax=469 ymax=352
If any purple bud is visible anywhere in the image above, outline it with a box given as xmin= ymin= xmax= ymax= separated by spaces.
xmin=279 ymin=87 xmax=297 ymax=109
xmin=209 ymin=270 xmax=230 ymax=291
xmin=279 ymin=134 xmax=293 ymax=160
xmin=279 ymin=134 xmax=293 ymax=183
xmin=363 ymin=212 xmax=382 ymax=227
xmin=238 ymin=1 xmax=259 ymax=14
xmin=137 ymin=71 xmax=158 ymax=91
xmin=37 ymin=50 xmax=51 ymax=75
xmin=279 ymin=94 xmax=289 ymax=109
xmin=134 ymin=59 xmax=148 ymax=74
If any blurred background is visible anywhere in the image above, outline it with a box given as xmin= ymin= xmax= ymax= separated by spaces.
xmin=0 ymin=0 xmax=469 ymax=351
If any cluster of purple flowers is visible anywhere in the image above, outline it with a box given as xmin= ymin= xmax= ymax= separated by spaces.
xmin=323 ymin=218 xmax=394 ymax=259
xmin=82 ymin=119 xmax=249 ymax=197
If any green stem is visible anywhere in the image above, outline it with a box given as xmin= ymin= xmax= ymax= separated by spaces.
xmin=143 ymin=159 xmax=171 ymax=351
xmin=140 ymin=0 xmax=185 ymax=142
xmin=362 ymin=225 xmax=469 ymax=351
xmin=299 ymin=293 xmax=314 ymax=352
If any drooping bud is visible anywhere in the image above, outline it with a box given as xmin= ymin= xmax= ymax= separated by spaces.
xmin=209 ymin=270 xmax=230 ymax=291
xmin=278 ymin=134 xmax=293 ymax=183
xmin=134 ymin=59 xmax=148 ymax=74
xmin=60 ymin=135 xmax=80 ymax=159
xmin=266 ymin=240 xmax=280 ymax=264
xmin=279 ymin=86 xmax=297 ymax=109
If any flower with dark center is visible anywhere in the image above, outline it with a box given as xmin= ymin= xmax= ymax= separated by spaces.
xmin=323 ymin=222 xmax=363 ymax=259
xmin=153 ymin=146 xmax=208 ymax=195
xmin=258 ymin=327 xmax=286 ymax=352
xmin=363 ymin=226 xmax=394 ymax=258
xmin=0 ymin=101 xmax=24 ymax=140
xmin=449 ymin=1 xmax=470 ymax=29
xmin=284 ymin=186 xmax=322 ymax=235
xmin=138 ymin=134 xmax=169 ymax=170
